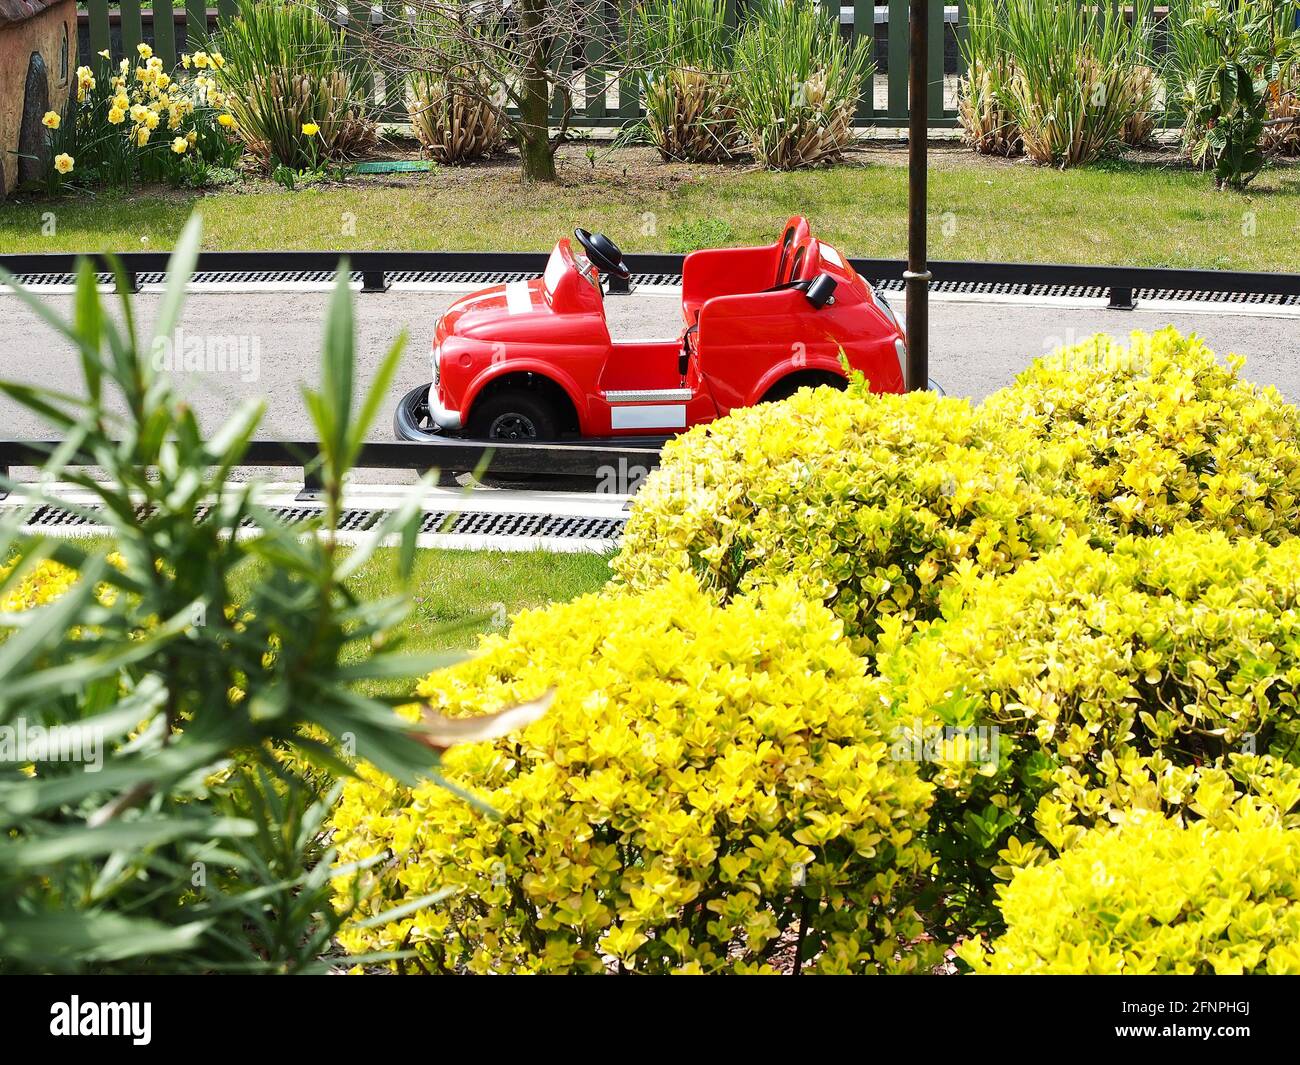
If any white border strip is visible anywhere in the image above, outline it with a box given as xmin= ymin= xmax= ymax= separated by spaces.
xmin=0 ymin=480 xmax=633 ymax=521
xmin=1 ymin=521 xmax=618 ymax=554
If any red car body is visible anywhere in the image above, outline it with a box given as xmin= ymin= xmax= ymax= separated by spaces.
xmin=395 ymin=216 xmax=909 ymax=442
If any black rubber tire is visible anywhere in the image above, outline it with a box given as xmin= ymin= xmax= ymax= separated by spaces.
xmin=761 ymin=373 xmax=847 ymax=404
xmin=394 ymin=383 xmax=439 ymax=441
xmin=469 ymin=390 xmax=559 ymax=441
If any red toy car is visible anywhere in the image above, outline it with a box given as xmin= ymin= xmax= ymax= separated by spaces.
xmin=395 ymin=216 xmax=910 ymax=442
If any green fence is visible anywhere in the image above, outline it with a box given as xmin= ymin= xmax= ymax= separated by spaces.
xmin=80 ymin=1 xmax=965 ymax=128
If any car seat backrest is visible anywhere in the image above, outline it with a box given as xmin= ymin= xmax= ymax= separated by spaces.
xmin=788 ymin=244 xmax=807 ymax=284
xmin=774 ymin=226 xmax=796 ymax=286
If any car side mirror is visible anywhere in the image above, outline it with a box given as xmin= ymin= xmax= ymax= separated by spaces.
xmin=805 ymin=273 xmax=837 ymax=309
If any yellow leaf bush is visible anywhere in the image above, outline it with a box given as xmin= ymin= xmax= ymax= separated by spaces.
xmin=613 ymin=384 xmax=1086 ymax=653
xmin=957 ymin=808 xmax=1300 ymax=974
xmin=329 ymin=575 xmax=939 ymax=974
xmin=876 ymin=528 xmax=1300 ymax=930
xmin=979 ymin=328 xmax=1300 ymax=543
xmin=0 ymin=558 xmax=81 ymax=612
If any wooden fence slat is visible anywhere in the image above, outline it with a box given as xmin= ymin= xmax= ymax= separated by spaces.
xmin=368 ymin=6 xmax=404 ymax=122
xmin=347 ymin=2 xmax=375 ymax=106
xmin=550 ymin=40 xmax=572 ymax=122
xmin=216 ymin=0 xmax=238 ymax=24
xmin=855 ymin=0 xmax=875 ymax=121
xmin=89 ymin=0 xmax=111 ymax=59
xmin=584 ymin=5 xmax=608 ymax=122
xmin=611 ymin=0 xmax=637 ymax=120
xmin=886 ymin=0 xmax=909 ymax=122
xmin=153 ymin=0 xmax=179 ymax=70
xmin=928 ymin=0 xmax=945 ymax=118
xmin=184 ymin=0 xmax=209 ymax=53
xmin=956 ymin=0 xmax=971 ymax=120
xmin=118 ymin=0 xmax=144 ymax=59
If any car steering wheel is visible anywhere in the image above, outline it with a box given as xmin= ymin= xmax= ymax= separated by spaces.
xmin=574 ymin=228 xmax=630 ymax=279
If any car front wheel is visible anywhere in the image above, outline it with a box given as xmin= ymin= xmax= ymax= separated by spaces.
xmin=468 ymin=390 xmax=558 ymax=442
xmin=394 ymin=383 xmax=441 ymax=441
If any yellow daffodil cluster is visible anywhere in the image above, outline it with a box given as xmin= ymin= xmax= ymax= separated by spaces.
xmin=875 ymin=528 xmax=1300 ymax=931
xmin=979 ymin=327 xmax=1300 ymax=542
xmin=58 ymin=44 xmax=234 ymax=172
xmin=614 ymin=382 xmax=1087 ymax=653
xmin=958 ymin=807 xmax=1300 ymax=974
xmin=180 ymin=49 xmax=225 ymax=72
xmin=329 ymin=575 xmax=938 ymax=975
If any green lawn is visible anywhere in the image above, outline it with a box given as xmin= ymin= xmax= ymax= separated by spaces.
xmin=26 ymin=540 xmax=611 ymax=695
xmin=230 ymin=545 xmax=612 ymax=694
xmin=2 ymin=146 xmax=1297 ymax=270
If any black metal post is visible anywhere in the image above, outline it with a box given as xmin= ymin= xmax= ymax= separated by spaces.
xmin=361 ymin=268 xmax=390 ymax=294
xmin=1107 ymin=286 xmax=1137 ymax=311
xmin=296 ymin=464 xmax=326 ymax=502
xmin=905 ymin=0 xmax=931 ymax=391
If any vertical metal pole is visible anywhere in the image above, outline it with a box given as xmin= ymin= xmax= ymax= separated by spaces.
xmin=905 ymin=0 xmax=931 ymax=391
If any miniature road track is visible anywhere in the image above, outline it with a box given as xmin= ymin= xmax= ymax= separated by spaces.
xmin=1 ymin=282 xmax=1297 ymax=488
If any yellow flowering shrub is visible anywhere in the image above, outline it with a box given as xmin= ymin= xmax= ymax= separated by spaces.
xmin=876 ymin=529 xmax=1300 ymax=930
xmin=330 ymin=576 xmax=939 ymax=974
xmin=957 ymin=809 xmax=1300 ymax=974
xmin=979 ymin=328 xmax=1300 ymax=543
xmin=0 ymin=558 xmax=80 ymax=612
xmin=613 ymin=384 xmax=1086 ymax=652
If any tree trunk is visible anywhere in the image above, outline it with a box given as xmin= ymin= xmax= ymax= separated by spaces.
xmin=517 ymin=0 xmax=558 ymax=182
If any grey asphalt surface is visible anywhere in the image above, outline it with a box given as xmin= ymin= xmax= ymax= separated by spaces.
xmin=0 ymin=285 xmax=1296 ymax=480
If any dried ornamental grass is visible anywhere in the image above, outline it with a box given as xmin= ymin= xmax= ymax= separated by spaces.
xmin=1263 ymin=79 xmax=1300 ymax=155
xmin=731 ymin=0 xmax=874 ymax=169
xmin=408 ymin=74 xmax=506 ymax=164
xmin=224 ymin=71 xmax=377 ymax=167
xmin=956 ymin=1 xmax=1023 ymax=157
xmin=210 ymin=0 xmax=377 ymax=170
xmin=998 ymin=0 xmax=1154 ymax=167
xmin=643 ymin=67 xmax=744 ymax=162
xmin=958 ymin=58 xmax=1024 ymax=157
xmin=1120 ymin=64 xmax=1159 ymax=147
xmin=631 ymin=0 xmax=744 ymax=162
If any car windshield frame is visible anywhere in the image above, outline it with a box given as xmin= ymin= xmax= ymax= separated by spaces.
xmin=544 ymin=241 xmax=599 ymax=303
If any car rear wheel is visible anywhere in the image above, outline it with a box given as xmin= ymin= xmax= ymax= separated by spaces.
xmin=469 ymin=390 xmax=559 ymax=442
xmin=761 ymin=372 xmax=847 ymax=404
